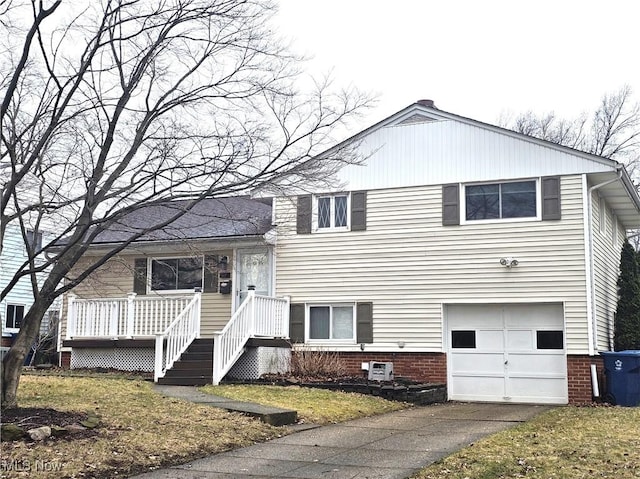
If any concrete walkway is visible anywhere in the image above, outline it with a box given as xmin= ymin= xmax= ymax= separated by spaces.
xmin=132 ymin=400 xmax=551 ymax=479
xmin=153 ymin=385 xmax=298 ymax=426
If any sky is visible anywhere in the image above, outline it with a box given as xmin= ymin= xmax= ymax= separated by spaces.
xmin=274 ymin=0 xmax=640 ymax=131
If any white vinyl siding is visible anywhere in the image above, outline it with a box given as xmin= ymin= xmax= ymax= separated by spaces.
xmin=334 ymin=120 xmax=615 ymax=192
xmin=0 ymin=225 xmax=60 ymax=336
xmin=591 ymin=193 xmax=622 ymax=351
xmin=275 ymin=175 xmax=590 ymax=354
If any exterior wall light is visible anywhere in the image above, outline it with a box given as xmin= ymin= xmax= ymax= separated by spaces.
xmin=500 ymin=257 xmax=519 ymax=268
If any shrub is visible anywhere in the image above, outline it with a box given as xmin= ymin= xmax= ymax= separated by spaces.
xmin=289 ymin=347 xmax=346 ymax=378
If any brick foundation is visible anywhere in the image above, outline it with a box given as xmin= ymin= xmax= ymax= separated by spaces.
xmin=567 ymin=355 xmax=603 ymax=405
xmin=60 ymin=351 xmax=71 ymax=369
xmin=332 ymin=352 xmax=447 ymax=384
xmin=319 ymin=351 xmax=602 ymax=405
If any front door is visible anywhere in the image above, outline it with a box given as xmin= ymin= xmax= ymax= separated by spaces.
xmin=235 ymin=248 xmax=272 ymax=308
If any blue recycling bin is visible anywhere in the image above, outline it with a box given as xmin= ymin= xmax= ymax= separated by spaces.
xmin=600 ymin=350 xmax=640 ymax=407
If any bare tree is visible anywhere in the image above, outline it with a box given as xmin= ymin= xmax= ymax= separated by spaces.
xmin=500 ymin=86 xmax=640 ymax=180
xmin=28 ymin=310 xmax=60 ymax=366
xmin=0 ymin=0 xmax=371 ymax=408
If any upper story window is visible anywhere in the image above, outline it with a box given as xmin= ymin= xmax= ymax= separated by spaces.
xmin=150 ymin=257 xmax=203 ymax=292
xmin=315 ymin=194 xmax=350 ymax=231
xmin=26 ymin=229 xmax=42 ymax=252
xmin=464 ymin=180 xmax=538 ymax=222
xmin=5 ymin=304 xmax=24 ymax=330
xmin=442 ymin=177 xmax=559 ymax=227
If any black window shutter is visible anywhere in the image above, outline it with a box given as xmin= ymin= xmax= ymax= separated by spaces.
xmin=289 ymin=303 xmax=306 ymax=343
xmin=203 ymin=255 xmax=218 ymax=293
xmin=133 ymin=258 xmax=147 ymax=295
xmin=442 ymin=184 xmax=460 ymax=226
xmin=351 ymin=191 xmax=367 ymax=231
xmin=356 ymin=302 xmax=373 ymax=343
xmin=541 ymin=176 xmax=561 ymax=220
xmin=296 ymin=195 xmax=312 ymax=234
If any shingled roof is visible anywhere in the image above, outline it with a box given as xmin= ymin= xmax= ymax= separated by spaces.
xmin=89 ymin=196 xmax=273 ymax=244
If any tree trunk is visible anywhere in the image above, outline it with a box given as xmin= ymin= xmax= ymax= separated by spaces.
xmin=1 ymin=297 xmax=51 ymax=409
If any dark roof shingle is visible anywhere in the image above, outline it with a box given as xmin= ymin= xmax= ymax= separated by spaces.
xmin=91 ymin=196 xmax=272 ymax=244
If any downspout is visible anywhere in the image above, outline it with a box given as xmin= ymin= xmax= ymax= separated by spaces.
xmin=586 ymin=166 xmax=623 ymax=353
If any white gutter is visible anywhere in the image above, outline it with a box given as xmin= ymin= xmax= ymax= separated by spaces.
xmin=585 ymin=166 xmax=623 ymax=355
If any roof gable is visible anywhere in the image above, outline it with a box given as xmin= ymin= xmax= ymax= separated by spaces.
xmin=315 ymin=101 xmax=640 ymax=228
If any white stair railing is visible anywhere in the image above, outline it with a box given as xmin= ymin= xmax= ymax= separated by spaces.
xmin=154 ymin=291 xmax=202 ymax=382
xmin=212 ymin=291 xmax=289 ymax=385
xmin=66 ymin=294 xmax=193 ymax=339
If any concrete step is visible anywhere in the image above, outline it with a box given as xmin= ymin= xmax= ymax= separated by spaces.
xmin=153 ymin=384 xmax=298 ymax=426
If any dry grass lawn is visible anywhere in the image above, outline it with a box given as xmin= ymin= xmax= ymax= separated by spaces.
xmin=200 ymin=384 xmax=409 ymax=424
xmin=413 ymin=406 xmax=640 ymax=479
xmin=1 ymin=375 xmax=283 ymax=479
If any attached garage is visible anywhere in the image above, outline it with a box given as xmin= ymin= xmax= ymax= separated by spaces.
xmin=445 ymin=303 xmax=568 ymax=404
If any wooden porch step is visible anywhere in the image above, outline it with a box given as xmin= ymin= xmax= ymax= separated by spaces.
xmin=157 ymin=376 xmax=212 ymax=386
xmin=186 ymin=339 xmax=214 ymax=353
xmin=157 ymin=338 xmax=214 ymax=386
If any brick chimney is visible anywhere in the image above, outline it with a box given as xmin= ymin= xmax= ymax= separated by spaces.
xmin=417 ymin=99 xmax=435 ymax=108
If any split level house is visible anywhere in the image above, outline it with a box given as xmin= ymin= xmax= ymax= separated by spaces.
xmin=56 ymin=100 xmax=640 ymax=405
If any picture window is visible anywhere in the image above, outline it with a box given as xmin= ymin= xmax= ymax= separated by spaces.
xmin=150 ymin=257 xmax=203 ymax=291
xmin=465 ymin=180 xmax=537 ymax=221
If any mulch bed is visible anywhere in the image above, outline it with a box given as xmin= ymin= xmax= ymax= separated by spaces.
xmin=1 ymin=407 xmax=100 ymax=441
xmin=228 ymin=374 xmax=448 ymax=405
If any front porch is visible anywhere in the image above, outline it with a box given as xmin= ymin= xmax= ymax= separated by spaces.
xmin=63 ymin=290 xmax=291 ymax=384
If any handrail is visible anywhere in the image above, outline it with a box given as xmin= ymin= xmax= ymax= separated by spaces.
xmin=66 ymin=294 xmax=193 ymax=339
xmin=212 ymin=292 xmax=289 ymax=385
xmin=154 ymin=291 xmax=202 ymax=382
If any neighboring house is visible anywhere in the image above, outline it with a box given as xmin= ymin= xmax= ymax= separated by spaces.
xmin=1 ymin=225 xmax=60 ymax=355
xmin=58 ymin=197 xmax=290 ymax=384
xmin=273 ymin=100 xmax=640 ymax=405
xmin=57 ymin=100 xmax=640 ymax=405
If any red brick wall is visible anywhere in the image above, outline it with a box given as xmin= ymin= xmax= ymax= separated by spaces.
xmin=323 ymin=351 xmax=603 ymax=404
xmin=567 ymin=355 xmax=603 ymax=405
xmin=60 ymin=351 xmax=71 ymax=369
xmin=1 ymin=336 xmax=13 ymax=348
xmin=333 ymin=352 xmax=447 ymax=384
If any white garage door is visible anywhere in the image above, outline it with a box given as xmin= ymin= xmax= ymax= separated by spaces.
xmin=446 ymin=304 xmax=567 ymax=404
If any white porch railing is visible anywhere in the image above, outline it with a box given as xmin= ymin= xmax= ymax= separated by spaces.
xmin=212 ymin=291 xmax=290 ymax=385
xmin=66 ymin=293 xmax=195 ymax=339
xmin=154 ymin=291 xmax=202 ymax=381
